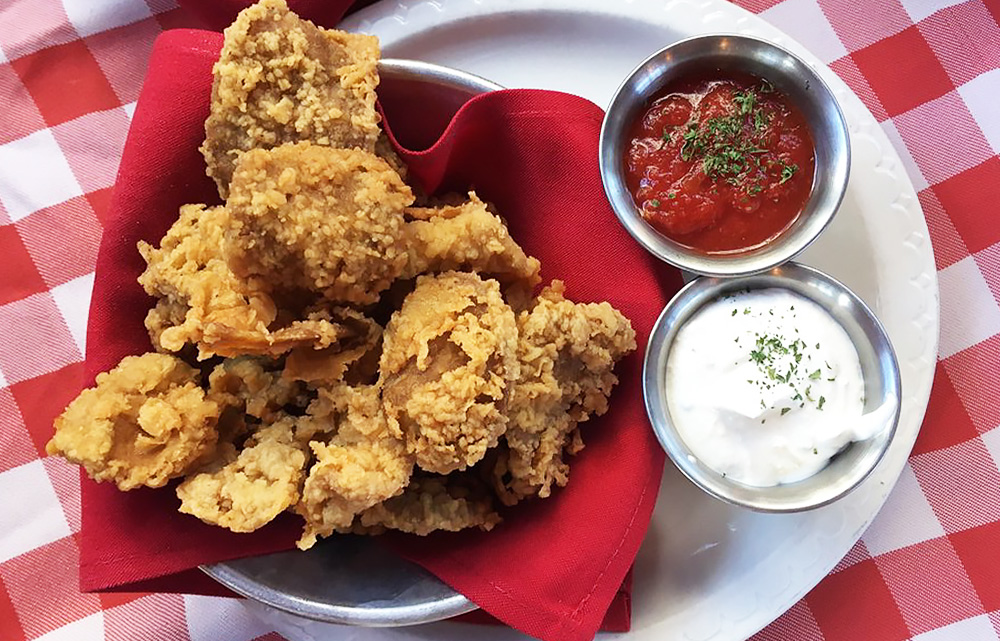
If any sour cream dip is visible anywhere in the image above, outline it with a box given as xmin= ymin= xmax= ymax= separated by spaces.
xmin=666 ymin=288 xmax=872 ymax=487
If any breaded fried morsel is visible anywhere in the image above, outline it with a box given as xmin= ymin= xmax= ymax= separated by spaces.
xmin=139 ymin=204 xmax=277 ymax=357
xmin=225 ymin=143 xmax=414 ymax=305
xmin=177 ymin=417 xmax=307 ymax=533
xmin=207 ymin=356 xmax=304 ymax=421
xmin=404 ymin=193 xmax=542 ymax=291
xmin=47 ymin=353 xmax=220 ymax=491
xmin=494 ymin=282 xmax=637 ymax=505
xmin=358 ymin=473 xmax=501 ymax=535
xmin=282 ymin=309 xmax=381 ymax=384
xmin=295 ymin=386 xmax=413 ymax=549
xmin=202 ymin=0 xmax=381 ymax=197
xmin=202 ymin=308 xmax=376 ymax=361
xmin=139 ymin=204 xmax=365 ymax=359
xmin=380 ymin=272 xmax=518 ymax=475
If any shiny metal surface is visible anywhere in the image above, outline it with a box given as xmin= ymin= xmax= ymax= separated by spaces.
xmin=378 ymin=58 xmax=503 ymax=110
xmin=643 ymin=262 xmax=901 ymax=512
xmin=599 ymin=35 xmax=851 ymax=277
xmin=202 ymin=536 xmax=475 ymax=626
xmin=201 ymin=58 xmax=502 ymax=627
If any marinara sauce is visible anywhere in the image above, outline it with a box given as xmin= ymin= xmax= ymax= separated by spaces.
xmin=624 ymin=72 xmax=815 ymax=253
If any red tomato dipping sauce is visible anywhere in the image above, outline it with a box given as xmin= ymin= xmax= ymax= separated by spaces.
xmin=624 ymin=72 xmax=816 ymax=253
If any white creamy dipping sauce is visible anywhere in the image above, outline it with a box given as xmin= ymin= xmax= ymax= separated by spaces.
xmin=666 ymin=288 xmax=870 ymax=487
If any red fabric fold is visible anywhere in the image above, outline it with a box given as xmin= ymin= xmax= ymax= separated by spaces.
xmin=79 ymin=15 xmax=680 ymax=641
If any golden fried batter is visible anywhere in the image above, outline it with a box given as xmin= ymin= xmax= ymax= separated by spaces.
xmin=47 ymin=353 xmax=220 ymax=491
xmin=380 ymin=272 xmax=518 ymax=475
xmin=282 ymin=308 xmax=381 ymax=384
xmin=202 ymin=0 xmax=381 ymax=197
xmin=495 ymin=282 xmax=636 ymax=505
xmin=138 ymin=204 xmax=277 ymax=358
xmin=177 ymin=417 xmax=307 ymax=533
xmin=207 ymin=356 xmax=304 ymax=421
xmin=404 ymin=193 xmax=542 ymax=291
xmin=225 ymin=142 xmax=414 ymax=304
xmin=201 ymin=308 xmax=374 ymax=361
xmin=295 ymin=385 xmax=413 ymax=549
xmin=358 ymin=473 xmax=501 ymax=535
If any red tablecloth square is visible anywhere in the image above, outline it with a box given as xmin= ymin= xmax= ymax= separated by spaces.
xmin=10 ymin=40 xmax=121 ymax=128
xmin=949 ymin=521 xmax=1000 ymax=612
xmin=0 ymin=575 xmax=25 ymax=641
xmin=851 ymin=26 xmax=954 ymax=117
xmin=0 ymin=225 xmax=48 ymax=306
xmin=911 ymin=367 xmax=980 ymax=455
xmin=828 ymin=56 xmax=890 ymax=122
xmin=805 ymin=559 xmax=911 ymax=641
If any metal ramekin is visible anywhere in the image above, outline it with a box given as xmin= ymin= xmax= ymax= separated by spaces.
xmin=599 ymin=34 xmax=850 ymax=277
xmin=643 ymin=262 xmax=901 ymax=511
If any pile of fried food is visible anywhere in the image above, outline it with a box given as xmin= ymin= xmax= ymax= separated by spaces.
xmin=47 ymin=0 xmax=636 ymax=550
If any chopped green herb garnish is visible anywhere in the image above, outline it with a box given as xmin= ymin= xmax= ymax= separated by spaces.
xmin=780 ymin=407 xmax=791 ymax=416
xmin=676 ymin=86 xmax=776 ymax=184
xmin=779 ymin=163 xmax=798 ymax=184
xmin=649 ymin=199 xmax=661 ymax=207
xmin=809 ymin=369 xmax=822 ymax=380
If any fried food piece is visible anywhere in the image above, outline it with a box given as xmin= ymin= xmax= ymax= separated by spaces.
xmin=495 ymin=282 xmax=636 ymax=505
xmin=139 ymin=204 xmax=358 ymax=359
xmin=225 ymin=143 xmax=414 ymax=305
xmin=380 ymin=272 xmax=518 ymax=474
xmin=202 ymin=0 xmax=381 ymax=197
xmin=404 ymin=193 xmax=542 ymax=292
xmin=283 ymin=308 xmax=382 ymax=384
xmin=139 ymin=204 xmax=277 ymax=358
xmin=177 ymin=417 xmax=307 ymax=533
xmin=295 ymin=385 xmax=413 ymax=549
xmin=358 ymin=473 xmax=501 ymax=535
xmin=207 ymin=356 xmax=304 ymax=420
xmin=47 ymin=353 xmax=220 ymax=491
xmin=203 ymin=308 xmax=375 ymax=361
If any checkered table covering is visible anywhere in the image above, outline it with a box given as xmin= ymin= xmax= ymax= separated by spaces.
xmin=1 ymin=0 xmax=998 ymax=639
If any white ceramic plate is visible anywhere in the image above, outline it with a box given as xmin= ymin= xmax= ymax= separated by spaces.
xmin=247 ymin=1 xmax=939 ymax=640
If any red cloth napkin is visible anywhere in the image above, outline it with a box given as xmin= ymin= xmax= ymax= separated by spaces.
xmin=80 ymin=10 xmax=680 ymax=641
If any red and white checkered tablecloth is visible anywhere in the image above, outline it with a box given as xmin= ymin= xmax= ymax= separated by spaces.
xmin=1 ymin=0 xmax=998 ymax=639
